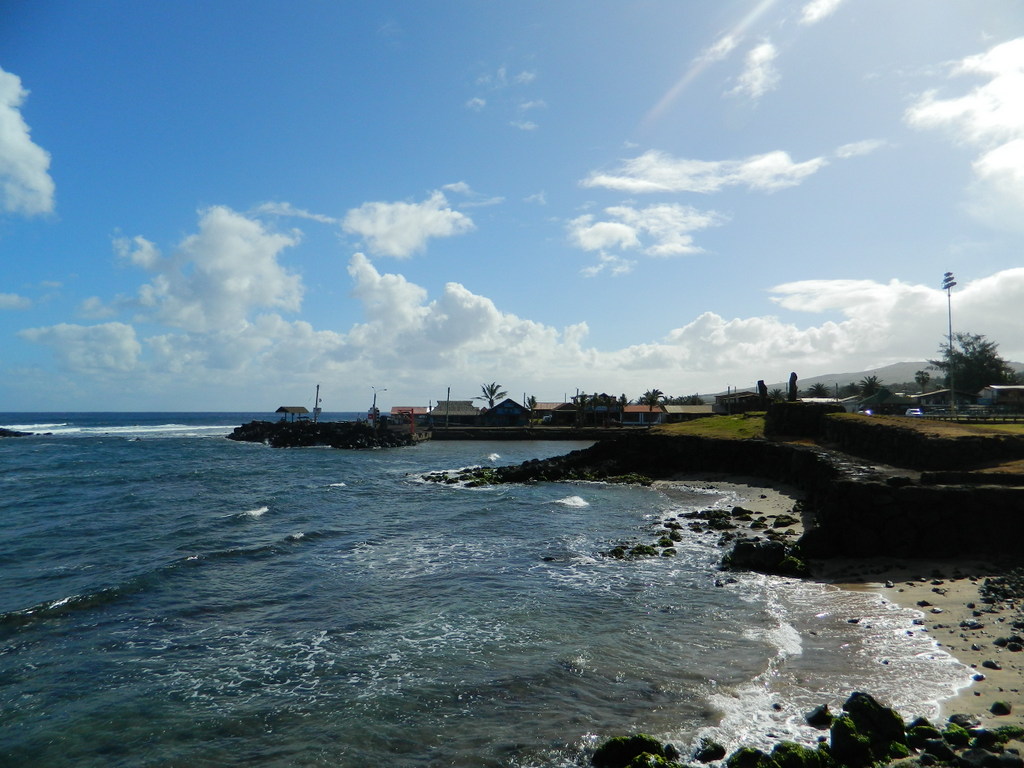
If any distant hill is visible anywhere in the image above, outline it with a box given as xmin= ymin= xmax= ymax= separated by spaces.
xmin=714 ymin=360 xmax=1024 ymax=397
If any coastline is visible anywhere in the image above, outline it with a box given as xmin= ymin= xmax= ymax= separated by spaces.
xmin=654 ymin=474 xmax=1023 ymax=733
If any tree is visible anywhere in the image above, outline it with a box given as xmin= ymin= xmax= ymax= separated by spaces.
xmin=858 ymin=375 xmax=882 ymax=397
xmin=914 ymin=369 xmax=931 ymax=393
xmin=639 ymin=389 xmax=664 ymax=411
xmin=929 ymin=332 xmax=1018 ymax=394
xmin=804 ymin=382 xmax=832 ymax=398
xmin=767 ymin=388 xmax=785 ymax=402
xmin=475 ymin=382 xmax=508 ymax=408
xmin=526 ymin=395 xmax=537 ymax=411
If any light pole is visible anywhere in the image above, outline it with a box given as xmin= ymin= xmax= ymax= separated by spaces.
xmin=942 ymin=272 xmax=957 ymax=418
xmin=371 ymin=386 xmax=387 ymax=430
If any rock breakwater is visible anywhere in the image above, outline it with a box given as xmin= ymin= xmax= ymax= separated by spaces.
xmin=227 ymin=420 xmax=416 ymax=449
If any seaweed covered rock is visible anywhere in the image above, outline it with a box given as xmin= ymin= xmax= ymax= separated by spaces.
xmin=722 ymin=537 xmax=810 ymax=577
xmin=592 ymin=734 xmax=680 ymax=768
xmin=770 ymin=741 xmax=831 ymax=768
xmin=694 ymin=738 xmax=727 ymax=763
xmin=725 ymin=746 xmax=780 ymax=768
xmin=828 ymin=716 xmax=873 ymax=768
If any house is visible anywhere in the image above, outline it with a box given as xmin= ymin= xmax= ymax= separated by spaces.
xmin=713 ymin=391 xmax=762 ymax=414
xmin=532 ymin=401 xmax=576 ymax=426
xmin=663 ymin=404 xmax=715 ymax=422
xmin=428 ymin=400 xmax=482 ymax=427
xmin=275 ymin=406 xmax=310 ymax=422
xmin=480 ymin=398 xmax=530 ymax=427
xmin=620 ymin=404 xmax=666 ymax=426
xmin=977 ymin=385 xmax=1024 ymax=413
xmin=908 ymin=388 xmax=980 ymax=411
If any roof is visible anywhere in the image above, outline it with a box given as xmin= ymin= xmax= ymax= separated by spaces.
xmin=390 ymin=406 xmax=429 ymax=415
xmin=715 ymin=391 xmax=760 ymax=402
xmin=428 ymin=400 xmax=481 ymax=416
xmin=275 ymin=406 xmax=310 ymax=414
xmin=980 ymin=385 xmax=1024 ymax=391
xmin=623 ymin=404 xmax=665 ymax=413
xmin=532 ymin=401 xmax=571 ymax=411
xmin=663 ymin=404 xmax=714 ymax=414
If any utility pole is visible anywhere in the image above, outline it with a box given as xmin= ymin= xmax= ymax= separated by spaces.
xmin=942 ymin=272 xmax=957 ymax=418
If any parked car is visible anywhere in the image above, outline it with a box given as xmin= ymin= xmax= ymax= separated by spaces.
xmin=905 ymin=408 xmax=924 ymax=417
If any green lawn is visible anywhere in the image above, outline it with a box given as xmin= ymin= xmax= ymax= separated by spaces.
xmin=653 ymin=413 xmax=765 ymax=440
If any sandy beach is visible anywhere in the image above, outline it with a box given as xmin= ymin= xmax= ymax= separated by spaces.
xmin=657 ymin=474 xmax=1024 ymax=731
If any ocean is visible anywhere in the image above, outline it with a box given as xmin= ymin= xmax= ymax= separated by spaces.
xmin=0 ymin=413 xmax=970 ymax=767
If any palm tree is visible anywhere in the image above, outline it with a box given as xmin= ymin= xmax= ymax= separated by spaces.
xmin=639 ymin=388 xmax=664 ymax=412
xmin=914 ymin=369 xmax=931 ymax=393
xmin=858 ymin=375 xmax=882 ymax=397
xmin=475 ymin=382 xmax=508 ymax=408
xmin=804 ymin=382 xmax=831 ymax=398
xmin=767 ymin=388 xmax=786 ymax=402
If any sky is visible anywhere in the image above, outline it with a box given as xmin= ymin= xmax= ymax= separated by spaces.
xmin=2 ymin=0 xmax=1023 ymax=413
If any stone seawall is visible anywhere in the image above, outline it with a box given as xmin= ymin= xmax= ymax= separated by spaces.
xmin=483 ymin=432 xmax=1024 ymax=560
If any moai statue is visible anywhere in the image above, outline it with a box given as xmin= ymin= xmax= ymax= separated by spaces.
xmin=757 ymin=380 xmax=768 ymax=408
xmin=788 ymin=372 xmax=798 ymax=402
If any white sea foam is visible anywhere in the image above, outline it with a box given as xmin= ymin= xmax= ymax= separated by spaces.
xmin=554 ymin=495 xmax=589 ymax=507
xmin=684 ymin=577 xmax=972 ymax=755
xmin=243 ymin=506 xmax=268 ymax=519
xmin=328 ymin=482 xmax=347 ymax=487
xmin=487 ymin=452 xmax=501 ymax=462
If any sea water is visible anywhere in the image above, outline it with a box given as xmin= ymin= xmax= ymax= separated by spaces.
xmin=0 ymin=413 xmax=970 ymax=767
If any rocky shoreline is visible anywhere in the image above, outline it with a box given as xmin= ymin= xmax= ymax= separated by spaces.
xmin=418 ymin=431 xmax=1024 ymax=764
xmin=588 ymin=691 xmax=1024 ymax=768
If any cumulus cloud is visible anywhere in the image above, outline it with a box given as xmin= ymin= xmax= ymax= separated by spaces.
xmin=729 ymin=41 xmax=780 ymax=100
xmin=19 ymin=322 xmax=141 ymax=373
xmin=0 ymin=66 xmax=55 ymax=216
xmin=582 ymin=148 xmax=828 ymax=194
xmin=906 ymin=37 xmax=1024 ymax=228
xmin=568 ymin=203 xmax=725 ymax=267
xmin=342 ymin=190 xmax=475 ymax=258
xmin=1 ymin=292 xmax=31 ymax=310
xmin=465 ymin=97 xmax=486 ymax=111
xmin=136 ymin=206 xmax=303 ymax=333
xmin=799 ymin=0 xmax=844 ymax=25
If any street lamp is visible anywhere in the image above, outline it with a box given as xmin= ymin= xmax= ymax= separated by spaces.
xmin=371 ymin=386 xmax=387 ymax=430
xmin=942 ymin=272 xmax=957 ymax=418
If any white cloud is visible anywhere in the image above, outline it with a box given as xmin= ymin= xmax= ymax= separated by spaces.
xmin=701 ymin=34 xmax=741 ymax=64
xmin=835 ymin=139 xmax=887 ymax=159
xmin=729 ymin=41 xmax=780 ymax=100
xmin=19 ymin=322 xmax=141 ymax=373
xmin=906 ymin=37 xmax=1024 ymax=228
xmin=465 ymin=97 xmax=486 ymax=111
xmin=136 ymin=206 xmax=303 ymax=333
xmin=569 ymin=203 xmax=725 ymax=261
xmin=114 ymin=235 xmax=162 ymax=269
xmin=511 ymin=120 xmax=538 ymax=131
xmin=580 ymin=253 xmax=636 ymax=278
xmin=342 ymin=190 xmax=475 ymax=258
xmin=0 ymin=66 xmax=55 ymax=216
xmin=0 ymin=292 xmax=31 ymax=309
xmin=251 ymin=201 xmax=339 ymax=225
xmin=583 ymin=149 xmax=828 ymax=194
xmin=799 ymin=0 xmax=844 ymax=26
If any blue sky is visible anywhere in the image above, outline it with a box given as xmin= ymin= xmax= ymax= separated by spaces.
xmin=2 ymin=0 xmax=1023 ymax=412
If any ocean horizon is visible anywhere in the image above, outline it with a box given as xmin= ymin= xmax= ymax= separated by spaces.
xmin=0 ymin=412 xmax=970 ymax=767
